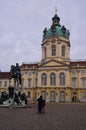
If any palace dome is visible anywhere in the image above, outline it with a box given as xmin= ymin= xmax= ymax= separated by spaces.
xmin=43 ymin=14 xmax=70 ymax=40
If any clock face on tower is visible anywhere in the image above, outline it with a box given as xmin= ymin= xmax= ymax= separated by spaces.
xmin=51 ymin=38 xmax=56 ymax=43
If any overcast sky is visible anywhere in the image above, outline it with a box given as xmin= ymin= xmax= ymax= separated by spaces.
xmin=0 ymin=0 xmax=86 ymax=71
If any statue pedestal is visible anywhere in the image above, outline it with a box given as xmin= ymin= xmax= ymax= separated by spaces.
xmin=8 ymin=86 xmax=15 ymax=98
xmin=0 ymin=86 xmax=28 ymax=108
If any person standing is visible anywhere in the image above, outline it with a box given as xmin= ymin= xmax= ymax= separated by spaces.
xmin=37 ymin=95 xmax=43 ymax=113
xmin=42 ymin=98 xmax=46 ymax=113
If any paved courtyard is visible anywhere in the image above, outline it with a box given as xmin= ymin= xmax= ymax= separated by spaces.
xmin=0 ymin=103 xmax=86 ymax=130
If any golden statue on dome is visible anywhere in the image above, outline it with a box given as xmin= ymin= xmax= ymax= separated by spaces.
xmin=55 ymin=6 xmax=58 ymax=15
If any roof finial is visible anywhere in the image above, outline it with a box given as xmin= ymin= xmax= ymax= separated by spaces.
xmin=55 ymin=6 xmax=58 ymax=15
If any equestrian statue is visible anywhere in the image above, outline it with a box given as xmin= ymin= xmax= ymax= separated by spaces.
xmin=10 ymin=63 xmax=21 ymax=87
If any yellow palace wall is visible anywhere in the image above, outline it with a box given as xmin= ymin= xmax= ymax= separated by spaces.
xmin=0 ymin=64 xmax=86 ymax=102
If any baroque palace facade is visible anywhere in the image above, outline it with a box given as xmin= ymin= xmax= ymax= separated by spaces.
xmin=0 ymin=11 xmax=86 ymax=102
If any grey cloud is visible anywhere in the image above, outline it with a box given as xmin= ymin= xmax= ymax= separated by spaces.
xmin=0 ymin=0 xmax=86 ymax=71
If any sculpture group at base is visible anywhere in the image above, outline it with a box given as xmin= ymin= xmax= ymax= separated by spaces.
xmin=0 ymin=63 xmax=28 ymax=107
xmin=0 ymin=89 xmax=28 ymax=107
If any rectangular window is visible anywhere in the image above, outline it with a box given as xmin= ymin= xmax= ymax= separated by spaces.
xmin=21 ymin=72 xmax=24 ymax=76
xmin=72 ymin=79 xmax=76 ymax=88
xmin=28 ymin=72 xmax=32 ymax=76
xmin=21 ymin=79 xmax=24 ymax=88
xmin=81 ymin=78 xmax=86 ymax=88
xmin=82 ymin=92 xmax=86 ymax=101
xmin=28 ymin=79 xmax=31 ymax=87
xmin=0 ymin=81 xmax=2 ymax=87
xmin=4 ymin=81 xmax=7 ymax=87
xmin=35 ymin=78 xmax=37 ymax=87
xmin=81 ymin=70 xmax=85 ymax=75
xmin=71 ymin=71 xmax=76 ymax=75
xmin=35 ymin=72 xmax=38 ymax=76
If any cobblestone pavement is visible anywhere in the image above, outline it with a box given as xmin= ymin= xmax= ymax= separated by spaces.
xmin=0 ymin=103 xmax=86 ymax=130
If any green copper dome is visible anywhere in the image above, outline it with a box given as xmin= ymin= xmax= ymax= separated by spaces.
xmin=43 ymin=14 xmax=70 ymax=40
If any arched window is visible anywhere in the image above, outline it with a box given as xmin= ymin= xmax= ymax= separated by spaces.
xmin=59 ymin=72 xmax=65 ymax=85
xmin=61 ymin=46 xmax=65 ymax=56
xmin=44 ymin=47 xmax=47 ymax=58
xmin=81 ymin=77 xmax=86 ymax=88
xmin=50 ymin=91 xmax=55 ymax=101
xmin=50 ymin=73 xmax=56 ymax=85
xmin=41 ymin=73 xmax=47 ymax=86
xmin=41 ymin=91 xmax=46 ymax=99
xmin=52 ymin=45 xmax=56 ymax=56
xmin=60 ymin=91 xmax=65 ymax=102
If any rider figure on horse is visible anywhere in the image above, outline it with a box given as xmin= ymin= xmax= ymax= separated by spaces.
xmin=10 ymin=63 xmax=21 ymax=87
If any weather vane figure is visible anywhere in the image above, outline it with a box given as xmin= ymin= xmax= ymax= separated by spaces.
xmin=55 ymin=6 xmax=58 ymax=15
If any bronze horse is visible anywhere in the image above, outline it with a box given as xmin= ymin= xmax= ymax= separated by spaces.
xmin=10 ymin=63 xmax=21 ymax=87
